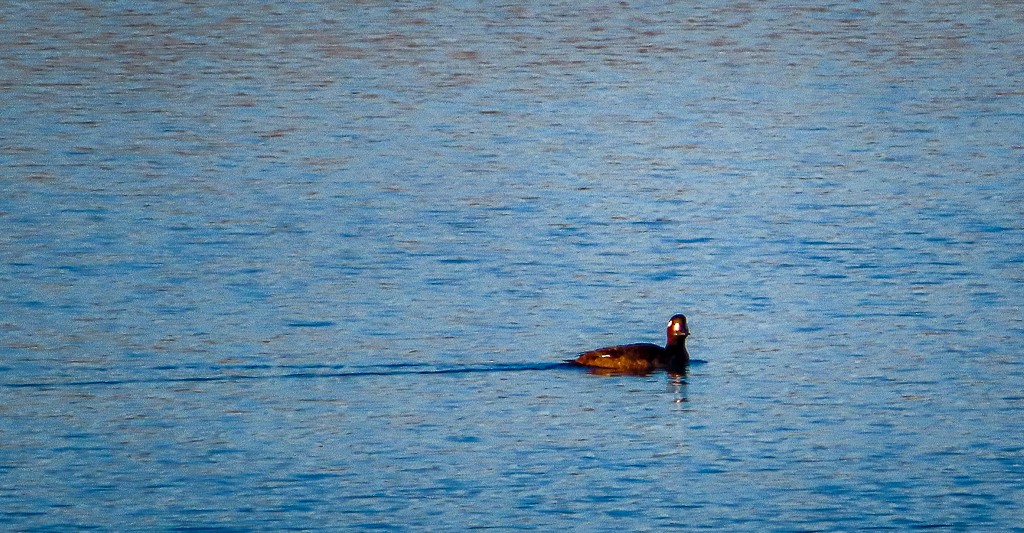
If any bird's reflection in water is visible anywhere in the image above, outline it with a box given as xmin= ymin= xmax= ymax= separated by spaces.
xmin=577 ymin=365 xmax=690 ymax=404
xmin=580 ymin=366 xmax=688 ymax=378
xmin=667 ymin=371 xmax=688 ymax=405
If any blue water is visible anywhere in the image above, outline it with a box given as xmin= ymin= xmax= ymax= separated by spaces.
xmin=3 ymin=1 xmax=1024 ymax=530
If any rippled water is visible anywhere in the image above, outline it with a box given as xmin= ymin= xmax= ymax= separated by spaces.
xmin=3 ymin=1 xmax=1024 ymax=530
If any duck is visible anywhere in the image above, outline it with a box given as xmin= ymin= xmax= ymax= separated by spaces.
xmin=568 ymin=314 xmax=689 ymax=374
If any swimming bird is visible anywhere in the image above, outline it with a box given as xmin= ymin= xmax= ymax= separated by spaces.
xmin=568 ymin=314 xmax=690 ymax=374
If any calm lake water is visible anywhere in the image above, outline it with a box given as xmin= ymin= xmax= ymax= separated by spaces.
xmin=3 ymin=1 xmax=1024 ymax=530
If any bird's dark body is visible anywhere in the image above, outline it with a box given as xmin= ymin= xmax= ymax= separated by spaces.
xmin=572 ymin=343 xmax=676 ymax=372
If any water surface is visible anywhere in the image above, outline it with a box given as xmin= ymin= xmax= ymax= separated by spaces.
xmin=2 ymin=1 xmax=1024 ymax=530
